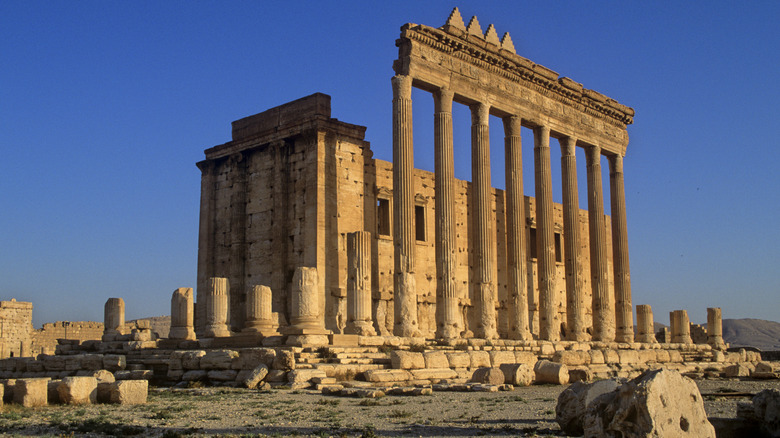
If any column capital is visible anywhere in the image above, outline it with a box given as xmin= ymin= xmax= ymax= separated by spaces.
xmin=392 ymin=75 xmax=413 ymax=99
xmin=609 ymin=153 xmax=624 ymax=173
xmin=470 ymin=102 xmax=490 ymax=125
xmin=534 ymin=125 xmax=550 ymax=149
xmin=502 ymin=115 xmax=522 ymax=134
xmin=560 ymin=136 xmax=577 ymax=156
xmin=434 ymin=88 xmax=454 ymax=113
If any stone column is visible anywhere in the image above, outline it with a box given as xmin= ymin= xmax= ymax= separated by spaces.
xmin=195 ymin=160 xmax=216 ymax=337
xmin=103 ymin=298 xmax=125 ymax=339
xmin=284 ymin=267 xmax=330 ymax=345
xmin=609 ymin=154 xmax=634 ymax=343
xmin=560 ymin=136 xmax=586 ymax=341
xmin=434 ymin=88 xmax=461 ymax=340
xmin=392 ymin=74 xmax=419 ymax=337
xmin=243 ymin=285 xmax=277 ymax=336
xmin=503 ymin=115 xmax=531 ymax=340
xmin=204 ymin=277 xmax=230 ymax=338
xmin=671 ymin=310 xmax=692 ymax=344
xmin=707 ymin=307 xmax=726 ymax=349
xmin=345 ymin=231 xmax=376 ymax=336
xmin=635 ymin=304 xmax=656 ymax=343
xmin=586 ymin=145 xmax=614 ymax=342
xmin=169 ymin=288 xmax=195 ymax=341
xmin=535 ymin=126 xmax=559 ymax=341
xmin=471 ymin=102 xmax=498 ymax=339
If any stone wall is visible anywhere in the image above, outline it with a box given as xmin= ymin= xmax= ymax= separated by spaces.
xmin=30 ymin=322 xmax=104 ymax=356
xmin=0 ymin=300 xmax=33 ymax=359
xmin=195 ymin=93 xmax=615 ymax=339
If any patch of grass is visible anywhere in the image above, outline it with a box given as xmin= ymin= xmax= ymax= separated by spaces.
xmin=390 ymin=399 xmax=405 ymax=405
xmin=316 ymin=398 xmax=340 ymax=406
xmin=59 ymin=417 xmax=145 ymax=436
xmin=378 ymin=345 xmax=394 ymax=354
xmin=388 ymin=409 xmax=413 ymax=419
xmin=358 ymin=399 xmax=381 ymax=406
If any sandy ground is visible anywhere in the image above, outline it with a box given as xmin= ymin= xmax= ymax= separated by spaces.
xmin=0 ymin=378 xmax=778 ymax=437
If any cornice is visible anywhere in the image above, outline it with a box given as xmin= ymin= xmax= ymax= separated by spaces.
xmin=399 ymin=23 xmax=634 ymax=127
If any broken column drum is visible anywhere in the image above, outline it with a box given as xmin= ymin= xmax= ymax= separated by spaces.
xmin=707 ymin=307 xmax=725 ymax=348
xmin=635 ymin=304 xmax=656 ymax=343
xmin=169 ymin=287 xmax=195 ymax=341
xmin=243 ymin=285 xmax=276 ymax=335
xmin=670 ymin=310 xmax=692 ymax=344
xmin=204 ymin=277 xmax=230 ymax=338
xmin=103 ymin=298 xmax=125 ymax=337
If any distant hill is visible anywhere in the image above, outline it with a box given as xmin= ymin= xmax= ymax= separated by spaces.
xmin=722 ymin=318 xmax=780 ymax=351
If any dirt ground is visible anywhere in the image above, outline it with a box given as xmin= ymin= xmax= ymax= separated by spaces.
xmin=0 ymin=378 xmax=778 ymax=437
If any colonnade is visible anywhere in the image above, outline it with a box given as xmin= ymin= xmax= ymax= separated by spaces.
xmin=392 ymin=75 xmax=634 ymax=342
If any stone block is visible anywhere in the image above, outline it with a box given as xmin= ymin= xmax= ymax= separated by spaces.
xmin=471 ymin=367 xmax=505 ymax=385
xmin=391 ymin=351 xmax=425 ymax=370
xmin=273 ymin=350 xmax=296 ymax=371
xmin=423 ymin=351 xmax=449 ymax=369
xmin=43 ymin=356 xmax=65 ymax=371
xmin=102 ymin=355 xmax=126 ymax=372
xmin=287 ymin=369 xmax=327 ymax=389
xmin=514 ymin=351 xmax=537 ymax=364
xmin=234 ymin=348 xmax=276 ymax=370
xmin=540 ymin=343 xmax=556 ymax=356
xmin=265 ymin=369 xmax=286 ymax=382
xmin=182 ymin=370 xmax=207 ymax=381
xmin=410 ymin=368 xmax=457 ymax=381
xmin=237 ymin=365 xmax=269 ymax=389
xmin=14 ymin=378 xmax=50 ymax=407
xmin=207 ymin=370 xmax=238 ymax=381
xmin=724 ymin=364 xmax=751 ymax=377
xmin=553 ymin=350 xmax=590 ymax=366
xmin=499 ymin=363 xmax=534 ymax=386
xmin=489 ymin=351 xmax=515 ymax=367
xmin=602 ymin=349 xmax=620 ymax=364
xmin=469 ymin=351 xmax=491 ymax=368
xmin=80 ymin=354 xmax=104 ymax=371
xmin=181 ymin=351 xmax=206 ymax=369
xmin=568 ymin=368 xmax=593 ymax=383
xmin=446 ymin=352 xmax=471 ymax=368
xmin=588 ymin=350 xmax=605 ymax=364
xmin=57 ymin=376 xmax=97 ymax=405
xmin=617 ymin=350 xmax=640 ymax=365
xmin=364 ymin=369 xmax=412 ymax=383
xmin=200 ymin=350 xmax=239 ymax=370
xmin=109 ymin=380 xmax=147 ymax=405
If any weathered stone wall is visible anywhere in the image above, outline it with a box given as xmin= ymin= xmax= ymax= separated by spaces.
xmin=0 ymin=300 xmax=33 ymax=359
xmin=196 ymin=93 xmax=615 ymax=339
xmin=31 ymin=322 xmax=103 ymax=356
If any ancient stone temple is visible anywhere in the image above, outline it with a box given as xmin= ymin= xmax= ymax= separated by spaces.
xmin=194 ymin=8 xmax=635 ymax=343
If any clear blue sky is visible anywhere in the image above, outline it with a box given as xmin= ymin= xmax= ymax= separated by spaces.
xmin=2 ymin=2 xmax=778 ymax=328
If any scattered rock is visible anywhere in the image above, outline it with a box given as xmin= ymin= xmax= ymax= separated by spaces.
xmin=583 ymin=369 xmax=715 ymax=438
xmin=57 ymin=376 xmax=97 ymax=405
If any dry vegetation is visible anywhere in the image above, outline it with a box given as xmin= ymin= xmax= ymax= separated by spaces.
xmin=0 ymin=379 xmax=777 ymax=437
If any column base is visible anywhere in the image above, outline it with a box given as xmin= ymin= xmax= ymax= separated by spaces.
xmin=203 ymin=325 xmax=231 ymax=338
xmin=286 ymin=334 xmax=330 ymax=347
xmin=168 ymin=327 xmax=196 ymax=341
xmin=344 ymin=322 xmax=377 ymax=336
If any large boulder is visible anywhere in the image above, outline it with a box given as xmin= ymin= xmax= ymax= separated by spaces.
xmin=737 ymin=388 xmax=780 ymax=437
xmin=583 ymin=369 xmax=715 ymax=438
xmin=556 ymin=379 xmax=620 ymax=435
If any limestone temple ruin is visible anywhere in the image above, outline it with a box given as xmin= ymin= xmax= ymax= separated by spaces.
xmin=1 ymin=10 xmax=770 ymax=407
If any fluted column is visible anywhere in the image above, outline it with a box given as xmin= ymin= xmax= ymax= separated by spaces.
xmin=434 ymin=88 xmax=461 ymax=339
xmin=535 ymin=126 xmax=559 ymax=341
xmin=204 ymin=277 xmax=230 ymax=337
xmin=609 ymin=154 xmax=634 ymax=343
xmin=392 ymin=74 xmax=419 ymax=337
xmin=586 ymin=145 xmax=614 ymax=341
xmin=345 ymin=231 xmax=376 ymax=336
xmin=504 ymin=116 xmax=531 ymax=340
xmin=103 ymin=298 xmax=125 ymax=339
xmin=195 ymin=160 xmax=216 ymax=337
xmin=243 ymin=285 xmax=276 ymax=336
xmin=635 ymin=304 xmax=656 ymax=343
xmin=169 ymin=288 xmax=195 ymax=340
xmin=471 ymin=102 xmax=498 ymax=339
xmin=707 ymin=307 xmax=725 ymax=349
xmin=560 ymin=136 xmax=587 ymax=341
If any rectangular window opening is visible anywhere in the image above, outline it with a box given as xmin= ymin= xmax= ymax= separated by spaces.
xmin=377 ymin=199 xmax=390 ymax=236
xmin=415 ymin=205 xmax=426 ymax=242
xmin=529 ymin=228 xmax=537 ymax=259
xmin=554 ymin=232 xmax=562 ymax=263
